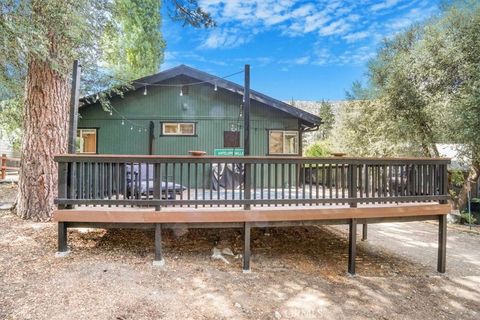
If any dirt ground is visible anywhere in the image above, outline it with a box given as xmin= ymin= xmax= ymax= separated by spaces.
xmin=1 ymin=183 xmax=479 ymax=320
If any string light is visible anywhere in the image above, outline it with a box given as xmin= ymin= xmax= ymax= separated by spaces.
xmin=107 ymin=105 xmax=149 ymax=132
xmin=100 ymin=68 xmax=247 ymax=134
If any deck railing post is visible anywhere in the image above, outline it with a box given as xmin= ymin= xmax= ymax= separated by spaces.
xmin=57 ymin=162 xmax=68 ymax=210
xmin=1 ymin=154 xmax=6 ymax=180
xmin=244 ymin=162 xmax=251 ymax=210
xmin=440 ymin=164 xmax=449 ymax=204
xmin=154 ymin=163 xmax=162 ymax=211
xmin=349 ymin=163 xmax=358 ymax=208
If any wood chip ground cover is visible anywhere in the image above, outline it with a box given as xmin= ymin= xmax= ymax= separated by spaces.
xmin=0 ymin=183 xmax=479 ymax=319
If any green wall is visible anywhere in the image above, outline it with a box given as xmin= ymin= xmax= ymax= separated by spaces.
xmin=79 ymin=79 xmax=300 ymax=156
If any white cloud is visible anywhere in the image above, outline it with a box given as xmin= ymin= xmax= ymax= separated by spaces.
xmin=191 ymin=0 xmax=438 ymax=67
xmin=342 ymin=31 xmax=370 ymax=43
xmin=201 ymin=28 xmax=249 ymax=49
xmin=290 ymin=3 xmax=315 ymax=18
xmin=279 ymin=56 xmax=311 ymax=66
xmin=371 ymin=0 xmax=401 ymax=12
xmin=319 ymin=19 xmax=351 ymax=36
xmin=386 ymin=5 xmax=437 ymax=33
xmin=294 ymin=56 xmax=310 ymax=65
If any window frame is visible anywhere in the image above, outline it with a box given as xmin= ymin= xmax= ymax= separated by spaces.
xmin=160 ymin=122 xmax=197 ymax=137
xmin=267 ymin=129 xmax=300 ymax=156
xmin=76 ymin=128 xmax=98 ymax=154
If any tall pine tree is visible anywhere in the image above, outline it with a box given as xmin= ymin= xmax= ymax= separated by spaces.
xmin=0 ymin=0 xmax=213 ymax=220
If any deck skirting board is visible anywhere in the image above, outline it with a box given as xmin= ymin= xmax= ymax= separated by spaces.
xmin=53 ymin=204 xmax=450 ymax=223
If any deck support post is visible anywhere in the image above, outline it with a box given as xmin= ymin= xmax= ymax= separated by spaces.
xmin=348 ymin=218 xmax=357 ymax=275
xmin=56 ymin=222 xmax=69 ymax=257
xmin=437 ymin=214 xmax=446 ymax=273
xmin=362 ymin=224 xmax=368 ymax=241
xmin=243 ymin=222 xmax=251 ymax=273
xmin=153 ymin=223 xmax=165 ymax=267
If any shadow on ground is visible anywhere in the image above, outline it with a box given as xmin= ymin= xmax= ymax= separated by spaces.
xmin=1 ymin=211 xmax=479 ymax=319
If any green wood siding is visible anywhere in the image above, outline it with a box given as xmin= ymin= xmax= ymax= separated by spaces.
xmin=79 ymin=80 xmax=299 ymax=156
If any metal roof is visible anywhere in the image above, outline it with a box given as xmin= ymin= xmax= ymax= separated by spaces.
xmin=81 ymin=64 xmax=321 ymax=128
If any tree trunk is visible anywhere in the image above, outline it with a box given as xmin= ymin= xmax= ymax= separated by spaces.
xmin=457 ymin=161 xmax=480 ymax=211
xmin=15 ymin=59 xmax=70 ymax=221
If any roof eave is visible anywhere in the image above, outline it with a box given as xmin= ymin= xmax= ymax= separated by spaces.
xmin=80 ymin=64 xmax=321 ymax=127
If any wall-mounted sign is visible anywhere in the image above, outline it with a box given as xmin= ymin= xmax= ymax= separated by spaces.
xmin=214 ymin=148 xmax=244 ymax=156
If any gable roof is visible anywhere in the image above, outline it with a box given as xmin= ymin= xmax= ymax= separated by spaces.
xmin=81 ymin=64 xmax=321 ymax=128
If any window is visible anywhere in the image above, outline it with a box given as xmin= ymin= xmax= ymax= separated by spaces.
xmin=76 ymin=129 xmax=97 ymax=154
xmin=224 ymin=131 xmax=240 ymax=148
xmin=268 ymin=130 xmax=299 ymax=155
xmin=162 ymin=122 xmax=196 ymax=136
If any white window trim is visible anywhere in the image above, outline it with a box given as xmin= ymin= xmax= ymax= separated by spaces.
xmin=161 ymin=122 xmax=196 ymax=136
xmin=268 ymin=130 xmax=299 ymax=155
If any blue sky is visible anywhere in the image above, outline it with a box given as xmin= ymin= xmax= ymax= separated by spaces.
xmin=161 ymin=0 xmax=440 ymax=101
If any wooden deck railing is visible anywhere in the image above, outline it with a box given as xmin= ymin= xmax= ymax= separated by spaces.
xmin=54 ymin=155 xmax=450 ymax=208
xmin=1 ymin=154 xmax=20 ymax=180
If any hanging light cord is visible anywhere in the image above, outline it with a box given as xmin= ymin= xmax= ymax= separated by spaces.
xmin=97 ymin=68 xmax=246 ymax=132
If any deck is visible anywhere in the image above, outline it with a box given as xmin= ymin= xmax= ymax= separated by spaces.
xmin=53 ymin=154 xmax=451 ymax=274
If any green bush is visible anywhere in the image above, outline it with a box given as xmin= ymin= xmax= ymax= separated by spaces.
xmin=304 ymin=141 xmax=332 ymax=157
xmin=450 ymin=170 xmax=465 ymax=187
xmin=461 ymin=211 xmax=477 ymax=224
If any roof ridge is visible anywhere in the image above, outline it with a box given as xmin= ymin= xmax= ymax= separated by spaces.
xmin=81 ymin=64 xmax=321 ymax=127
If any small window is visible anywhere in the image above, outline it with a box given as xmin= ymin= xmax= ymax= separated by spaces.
xmin=224 ymin=131 xmax=240 ymax=148
xmin=268 ymin=130 xmax=299 ymax=155
xmin=76 ymin=129 xmax=97 ymax=154
xmin=162 ymin=122 xmax=196 ymax=136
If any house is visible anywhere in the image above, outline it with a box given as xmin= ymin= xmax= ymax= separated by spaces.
xmin=77 ymin=65 xmax=320 ymax=157
xmin=0 ymin=126 xmax=20 ymax=158
xmin=437 ymin=144 xmax=480 ymax=198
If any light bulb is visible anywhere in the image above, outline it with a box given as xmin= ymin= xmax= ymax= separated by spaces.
xmin=121 ymin=120 xmax=125 ymax=125
xmin=109 ymin=111 xmax=112 ymax=116
xmin=138 ymin=129 xmax=141 ymax=133
xmin=130 ymin=126 xmax=133 ymax=130
xmin=214 ymin=82 xmax=218 ymax=91
xmin=179 ymin=88 xmax=183 ymax=96
xmin=144 ymin=86 xmax=147 ymax=95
